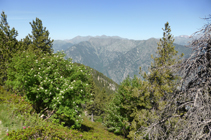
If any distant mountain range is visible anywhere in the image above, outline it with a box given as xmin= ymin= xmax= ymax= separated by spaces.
xmin=53 ymin=35 xmax=192 ymax=84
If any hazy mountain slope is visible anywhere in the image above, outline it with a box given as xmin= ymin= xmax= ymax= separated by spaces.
xmin=67 ymin=36 xmax=93 ymax=44
xmin=174 ymin=35 xmax=192 ymax=46
xmin=64 ymin=41 xmax=102 ymax=71
xmin=53 ymin=35 xmax=192 ymax=52
xmin=104 ymin=38 xmax=158 ymax=83
xmin=88 ymin=38 xmax=144 ymax=67
xmin=53 ymin=40 xmax=73 ymax=53
xmin=53 ymin=36 xmax=192 ymax=84
xmin=63 ymin=38 xmax=144 ymax=73
xmin=53 ymin=35 xmax=128 ymax=46
xmin=105 ymin=38 xmax=191 ymax=83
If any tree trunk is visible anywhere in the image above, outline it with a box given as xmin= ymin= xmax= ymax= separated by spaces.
xmin=91 ymin=112 xmax=94 ymax=122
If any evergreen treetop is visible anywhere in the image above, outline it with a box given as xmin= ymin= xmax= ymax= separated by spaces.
xmin=29 ymin=17 xmax=54 ymax=55
xmin=141 ymin=22 xmax=184 ymax=104
xmin=0 ymin=11 xmax=19 ymax=86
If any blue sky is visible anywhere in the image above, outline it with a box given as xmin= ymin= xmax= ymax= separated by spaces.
xmin=1 ymin=0 xmax=210 ymax=40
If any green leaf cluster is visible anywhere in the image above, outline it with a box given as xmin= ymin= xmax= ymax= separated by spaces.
xmin=0 ymin=11 xmax=20 ymax=86
xmin=0 ymin=11 xmax=126 ymax=139
xmin=142 ymin=22 xmax=183 ymax=105
xmin=104 ymin=76 xmax=156 ymax=138
xmin=5 ymin=49 xmax=91 ymax=128
xmin=0 ymin=86 xmax=125 ymax=140
xmin=86 ymin=79 xmax=108 ymax=122
xmin=28 ymin=17 xmax=54 ymax=55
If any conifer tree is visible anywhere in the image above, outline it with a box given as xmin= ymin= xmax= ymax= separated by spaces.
xmin=135 ymin=22 xmax=184 ymax=139
xmin=137 ymin=15 xmax=211 ymax=140
xmin=0 ymin=11 xmax=19 ymax=86
xmin=104 ymin=75 xmax=151 ymax=138
xmin=141 ymin=22 xmax=183 ymax=109
xmin=86 ymin=77 xmax=98 ymax=122
xmin=104 ymin=22 xmax=184 ymax=139
xmin=18 ymin=35 xmax=32 ymax=52
xmin=28 ymin=18 xmax=54 ymax=55
xmin=86 ymin=77 xmax=109 ymax=122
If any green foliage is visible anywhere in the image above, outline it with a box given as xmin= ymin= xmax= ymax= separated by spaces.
xmin=0 ymin=86 xmax=42 ymax=139
xmin=104 ymin=22 xmax=184 ymax=139
xmin=8 ymin=125 xmax=80 ymax=140
xmin=0 ymin=11 xmax=126 ymax=139
xmin=134 ymin=22 xmax=184 ymax=139
xmin=0 ymin=11 xmax=20 ymax=86
xmin=74 ymin=64 xmax=119 ymax=123
xmin=28 ymin=17 xmax=54 ymax=55
xmin=0 ymin=86 xmax=125 ymax=140
xmin=5 ymin=49 xmax=91 ymax=128
xmin=141 ymin=22 xmax=183 ymax=108
xmin=18 ymin=35 xmax=32 ymax=52
xmin=86 ymin=81 xmax=110 ymax=122
xmin=7 ymin=120 xmax=125 ymax=140
xmin=104 ymin=75 xmax=152 ymax=138
xmin=74 ymin=63 xmax=119 ymax=95
xmin=92 ymin=88 xmax=109 ymax=117
xmin=103 ymin=83 xmax=130 ymax=137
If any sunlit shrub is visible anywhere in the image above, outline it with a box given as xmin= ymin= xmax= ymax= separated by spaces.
xmin=7 ymin=121 xmax=125 ymax=140
xmin=5 ymin=50 xmax=91 ymax=128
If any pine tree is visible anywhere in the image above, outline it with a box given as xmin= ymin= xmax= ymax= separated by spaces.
xmin=0 ymin=11 xmax=19 ymax=86
xmin=135 ymin=16 xmax=211 ymax=140
xmin=18 ymin=35 xmax=32 ymax=52
xmin=135 ymin=22 xmax=184 ymax=139
xmin=141 ymin=22 xmax=183 ymax=109
xmin=104 ymin=75 xmax=152 ymax=138
xmin=86 ymin=77 xmax=98 ymax=122
xmin=28 ymin=18 xmax=54 ymax=55
xmin=86 ymin=77 xmax=109 ymax=122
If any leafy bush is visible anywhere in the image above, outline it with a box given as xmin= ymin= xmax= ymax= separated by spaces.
xmin=1 ymin=84 xmax=125 ymax=140
xmin=7 ymin=121 xmax=125 ymax=140
xmin=5 ymin=50 xmax=91 ymax=128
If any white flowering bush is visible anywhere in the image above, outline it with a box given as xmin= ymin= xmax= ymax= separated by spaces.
xmin=5 ymin=50 xmax=91 ymax=128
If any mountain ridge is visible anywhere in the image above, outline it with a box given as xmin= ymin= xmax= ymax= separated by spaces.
xmin=53 ymin=35 xmax=192 ymax=84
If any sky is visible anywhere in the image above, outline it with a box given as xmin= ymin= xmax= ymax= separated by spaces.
xmin=1 ymin=0 xmax=210 ymax=41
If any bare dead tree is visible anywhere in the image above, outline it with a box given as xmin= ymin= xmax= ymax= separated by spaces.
xmin=135 ymin=15 xmax=211 ymax=140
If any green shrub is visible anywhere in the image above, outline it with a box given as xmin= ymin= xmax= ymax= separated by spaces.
xmin=6 ymin=119 xmax=125 ymax=140
xmin=0 ymin=84 xmax=125 ymax=140
xmin=5 ymin=50 xmax=91 ymax=128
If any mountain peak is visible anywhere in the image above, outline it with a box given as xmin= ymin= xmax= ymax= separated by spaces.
xmin=176 ymin=35 xmax=190 ymax=38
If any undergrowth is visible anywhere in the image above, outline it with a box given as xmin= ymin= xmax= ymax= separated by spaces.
xmin=0 ymin=86 xmax=126 ymax=140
